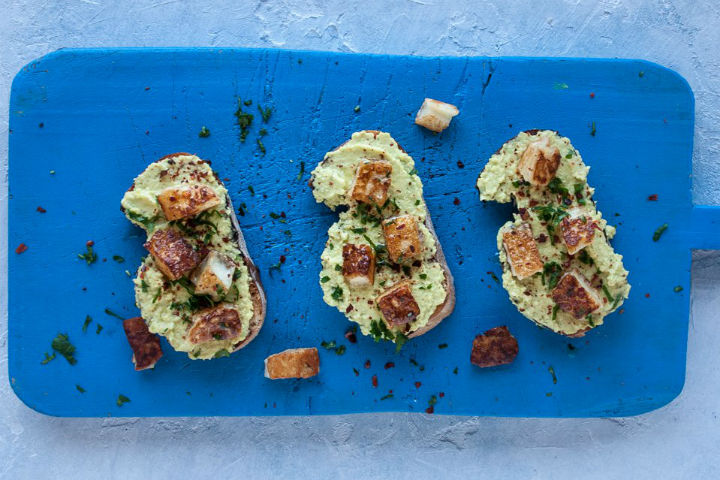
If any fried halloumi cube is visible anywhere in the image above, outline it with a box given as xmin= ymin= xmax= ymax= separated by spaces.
xmin=560 ymin=209 xmax=598 ymax=255
xmin=551 ymin=270 xmax=601 ymax=319
xmin=350 ymin=160 xmax=393 ymax=207
xmin=157 ymin=184 xmax=221 ymax=221
xmin=382 ymin=215 xmax=423 ymax=263
xmin=191 ymin=250 xmax=237 ymax=299
xmin=188 ymin=304 xmax=243 ymax=344
xmin=517 ymin=137 xmax=561 ymax=186
xmin=123 ymin=317 xmax=163 ymax=371
xmin=342 ymin=243 xmax=375 ymax=288
xmin=502 ymin=223 xmax=543 ymax=280
xmin=470 ymin=326 xmax=519 ymax=368
xmin=144 ymin=228 xmax=201 ymax=280
xmin=414 ymin=98 xmax=459 ymax=133
xmin=264 ymin=348 xmax=320 ymax=379
xmin=376 ymin=281 xmax=420 ymax=327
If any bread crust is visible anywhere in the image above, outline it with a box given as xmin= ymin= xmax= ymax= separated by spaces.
xmin=264 ymin=348 xmax=320 ymax=379
xmin=312 ymin=132 xmax=455 ymax=339
xmin=125 ymin=153 xmax=266 ymax=352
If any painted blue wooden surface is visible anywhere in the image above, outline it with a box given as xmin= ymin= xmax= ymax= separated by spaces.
xmin=8 ymin=48 xmax=709 ymax=418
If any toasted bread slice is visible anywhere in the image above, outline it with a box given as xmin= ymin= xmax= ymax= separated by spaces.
xmin=310 ymin=131 xmax=455 ymax=342
xmin=264 ymin=348 xmax=320 ymax=379
xmin=121 ymin=153 xmax=266 ymax=359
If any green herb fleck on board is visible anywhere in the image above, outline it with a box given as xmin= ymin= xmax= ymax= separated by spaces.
xmin=214 ymin=349 xmax=230 ymax=358
xmin=548 ymin=366 xmax=558 ymax=384
xmin=438 ymin=343 xmax=448 ymax=349
xmin=673 ymin=285 xmax=683 ymax=293
xmin=112 ymin=255 xmax=125 ymax=263
xmin=96 ymin=324 xmax=103 ymax=334
xmin=554 ymin=82 xmax=569 ymax=89
xmin=653 ymin=223 xmax=668 ymax=241
xmin=380 ymin=392 xmax=394 ymax=400
xmin=331 ymin=286 xmax=343 ymax=301
xmin=104 ymin=308 xmax=125 ymax=320
xmin=41 ymin=352 xmax=56 ymax=365
xmin=639 ymin=71 xmax=645 ymax=78
xmin=51 ymin=333 xmax=77 ymax=365
xmin=256 ymin=138 xmax=266 ymax=155
xmin=76 ymin=385 xmax=86 ymax=393
xmin=116 ymin=394 xmax=131 ymax=407
xmin=248 ymin=185 xmax=255 ymax=196
xmin=320 ymin=276 xmax=330 ymax=283
xmin=296 ymin=161 xmax=305 ymax=181
xmin=198 ymin=126 xmax=210 ymax=138
xmin=258 ymin=105 xmax=272 ymax=123
xmin=590 ymin=121 xmax=597 ymax=136
xmin=234 ymin=99 xmax=254 ymax=142
xmin=601 ymin=284 xmax=614 ymax=303
xmin=78 ymin=243 xmax=98 ymax=265
xmin=82 ymin=315 xmax=92 ymax=333
xmin=354 ymin=105 xmax=360 ymax=113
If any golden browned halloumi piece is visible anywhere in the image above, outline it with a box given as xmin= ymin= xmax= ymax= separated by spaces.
xmin=342 ymin=244 xmax=375 ymax=287
xmin=551 ymin=270 xmax=601 ymax=319
xmin=350 ymin=160 xmax=393 ymax=207
xmin=376 ymin=281 xmax=420 ymax=327
xmin=188 ymin=304 xmax=243 ymax=344
xmin=264 ymin=348 xmax=320 ymax=379
xmin=123 ymin=317 xmax=163 ymax=371
xmin=502 ymin=223 xmax=543 ymax=280
xmin=191 ymin=251 xmax=237 ymax=299
xmin=560 ymin=209 xmax=598 ymax=255
xmin=414 ymin=98 xmax=459 ymax=133
xmin=517 ymin=138 xmax=561 ymax=186
xmin=470 ymin=326 xmax=519 ymax=368
xmin=382 ymin=215 xmax=423 ymax=263
xmin=156 ymin=184 xmax=221 ymax=221
xmin=144 ymin=229 xmax=201 ymax=280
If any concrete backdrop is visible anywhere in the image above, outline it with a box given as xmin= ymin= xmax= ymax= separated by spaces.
xmin=1 ymin=1 xmax=719 ymax=478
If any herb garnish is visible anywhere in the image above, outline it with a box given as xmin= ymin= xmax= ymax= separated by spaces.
xmin=234 ymin=98 xmax=253 ymax=142
xmin=320 ymin=276 xmax=330 ymax=283
xmin=214 ymin=349 xmax=230 ymax=358
xmin=532 ymin=205 xmax=568 ymax=240
xmin=198 ymin=126 xmax=210 ymax=138
xmin=552 ymin=304 xmax=560 ymax=321
xmin=258 ymin=105 xmax=272 ymax=122
xmin=438 ymin=343 xmax=448 ymax=349
xmin=112 ymin=255 xmax=125 ymax=263
xmin=331 ymin=286 xmax=343 ymax=301
xmin=104 ymin=308 xmax=125 ymax=320
xmin=51 ymin=333 xmax=77 ymax=365
xmin=590 ymin=121 xmax=597 ymax=136
xmin=673 ymin=285 xmax=683 ymax=293
xmin=354 ymin=105 xmax=360 ymax=113
xmin=116 ymin=394 xmax=131 ymax=407
xmin=76 ymin=385 xmax=86 ymax=393
xmin=256 ymin=138 xmax=266 ymax=154
xmin=41 ymin=352 xmax=56 ymax=365
xmin=369 ymin=320 xmax=407 ymax=352
xmin=548 ymin=366 xmax=558 ymax=384
xmin=82 ymin=315 xmax=92 ymax=333
xmin=125 ymin=210 xmax=159 ymax=231
xmin=542 ymin=262 xmax=563 ymax=290
xmin=78 ymin=242 xmax=98 ymax=265
xmin=296 ymin=161 xmax=305 ymax=181
xmin=601 ymin=284 xmax=614 ymax=303
xmin=380 ymin=392 xmax=394 ymax=400
xmin=653 ymin=223 xmax=668 ymax=241
xmin=96 ymin=324 xmax=103 ymax=334
xmin=409 ymin=168 xmax=418 ymax=176
xmin=248 ymin=185 xmax=255 ymax=196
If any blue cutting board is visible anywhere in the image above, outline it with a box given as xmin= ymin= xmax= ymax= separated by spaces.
xmin=8 ymin=48 xmax=713 ymax=418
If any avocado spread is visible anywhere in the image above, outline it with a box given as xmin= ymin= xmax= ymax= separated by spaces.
xmin=311 ymin=131 xmax=448 ymax=341
xmin=477 ymin=130 xmax=630 ymax=336
xmin=121 ymin=155 xmax=255 ymax=359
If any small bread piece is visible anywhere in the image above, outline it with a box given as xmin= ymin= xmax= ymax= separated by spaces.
xmin=377 ymin=281 xmax=420 ymax=327
xmin=382 ymin=215 xmax=423 ymax=263
xmin=350 ymin=160 xmax=393 ymax=207
xmin=191 ymin=251 xmax=236 ymax=299
xmin=502 ymin=223 xmax=543 ymax=280
xmin=342 ymin=244 xmax=375 ymax=287
xmin=144 ymin=228 xmax=201 ymax=280
xmin=517 ymin=137 xmax=561 ymax=186
xmin=470 ymin=326 xmax=519 ymax=368
xmin=188 ymin=304 xmax=243 ymax=344
xmin=560 ymin=210 xmax=598 ymax=255
xmin=414 ymin=98 xmax=459 ymax=133
xmin=123 ymin=317 xmax=163 ymax=371
xmin=264 ymin=348 xmax=320 ymax=379
xmin=551 ymin=270 xmax=601 ymax=319
xmin=157 ymin=184 xmax=221 ymax=221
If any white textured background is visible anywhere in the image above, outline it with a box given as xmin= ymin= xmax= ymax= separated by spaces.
xmin=1 ymin=1 xmax=719 ymax=478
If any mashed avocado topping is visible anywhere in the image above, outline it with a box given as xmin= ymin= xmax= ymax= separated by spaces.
xmin=478 ymin=130 xmax=630 ymax=336
xmin=311 ymin=131 xmax=448 ymax=341
xmin=121 ymin=155 xmax=254 ymax=359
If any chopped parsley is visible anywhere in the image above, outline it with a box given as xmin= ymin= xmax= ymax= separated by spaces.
xmin=76 ymin=385 xmax=86 ymax=393
xmin=237 ymin=202 xmax=247 ymax=216
xmin=590 ymin=121 xmax=597 ymax=136
xmin=334 ymin=264 xmax=343 ymax=271
xmin=369 ymin=320 xmax=407 ymax=352
xmin=116 ymin=394 xmax=131 ymax=407
xmin=256 ymin=138 xmax=266 ymax=154
xmin=409 ymin=168 xmax=418 ymax=176
xmin=552 ymin=304 xmax=560 ymax=321
xmin=532 ymin=205 xmax=568 ymax=240
xmin=234 ymin=98 xmax=253 ymax=142
xmin=214 ymin=349 xmax=230 ymax=358
xmin=78 ymin=243 xmax=98 ymax=265
xmin=331 ymin=286 xmax=343 ymax=301
xmin=198 ymin=126 xmax=210 ymax=138
xmin=296 ymin=161 xmax=305 ymax=181
xmin=578 ymin=250 xmax=594 ymax=265
xmin=40 ymin=352 xmax=56 ymax=365
xmin=380 ymin=393 xmax=394 ymax=400
xmin=428 ymin=395 xmax=438 ymax=407
xmin=673 ymin=285 xmax=683 ymax=293
xmin=548 ymin=366 xmax=558 ymax=384
xmin=125 ymin=210 xmax=159 ymax=231
xmin=542 ymin=262 xmax=563 ymax=290
xmin=96 ymin=324 xmax=103 ymax=334
xmin=335 ymin=345 xmax=347 ymax=355
xmin=112 ymin=255 xmax=125 ymax=263
xmin=104 ymin=308 xmax=125 ymax=320
xmin=259 ymin=128 xmax=267 ymax=136
xmin=320 ymin=276 xmax=330 ymax=283
xmin=438 ymin=343 xmax=448 ymax=349
xmin=51 ymin=333 xmax=77 ymax=365
xmin=269 ymin=212 xmax=281 ymax=219
xmin=601 ymin=284 xmax=614 ymax=303
xmin=547 ymin=178 xmax=570 ymax=200
xmin=248 ymin=185 xmax=255 ymax=196
xmin=653 ymin=223 xmax=668 ymax=241
xmin=321 ymin=340 xmax=337 ymax=350
xmin=258 ymin=105 xmax=272 ymax=122
xmin=354 ymin=105 xmax=360 ymax=113
xmin=82 ymin=315 xmax=92 ymax=333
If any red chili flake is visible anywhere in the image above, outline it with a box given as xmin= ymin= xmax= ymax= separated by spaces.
xmin=280 ymin=211 xmax=286 ymax=218
xmin=364 ymin=360 xmax=371 ymax=369
xmin=15 ymin=243 xmax=28 ymax=254
xmin=425 ymin=406 xmax=434 ymax=414
xmin=648 ymin=194 xmax=658 ymax=201
xmin=384 ymin=362 xmax=395 ymax=370
xmin=453 ymin=197 xmax=460 ymax=205
xmin=144 ymin=87 xmax=151 ymax=91
xmin=36 ymin=206 xmax=46 ymax=213
xmin=414 ymin=381 xmax=421 ymax=389
xmin=456 ymin=160 xmax=465 ymax=169
xmin=619 ymin=309 xmax=625 ymax=315
xmin=344 ymin=329 xmax=357 ymax=343
xmin=645 ymin=293 xmax=650 ymax=298
xmin=345 ymin=304 xmax=354 ymax=313
xmin=439 ymin=392 xmax=445 ymax=398
xmin=223 ymin=177 xmax=230 ymax=182
xmin=86 ymin=240 xmax=94 ymax=247
xmin=145 ymin=130 xmax=150 ymax=135
xmin=590 ymin=92 xmax=595 ymax=99
xmin=279 ymin=255 xmax=286 ymax=263
xmin=371 ymin=375 xmax=378 ymax=388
